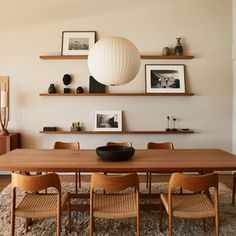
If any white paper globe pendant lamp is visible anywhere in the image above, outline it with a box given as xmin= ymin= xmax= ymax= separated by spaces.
xmin=88 ymin=37 xmax=140 ymax=86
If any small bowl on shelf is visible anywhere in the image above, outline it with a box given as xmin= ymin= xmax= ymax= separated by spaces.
xmin=96 ymin=146 xmax=135 ymax=161
xmin=181 ymin=128 xmax=190 ymax=131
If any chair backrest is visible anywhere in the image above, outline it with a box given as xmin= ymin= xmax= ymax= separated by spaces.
xmin=90 ymin=173 xmax=139 ymax=192
xmin=11 ymin=172 xmax=61 ymax=193
xmin=54 ymin=141 xmax=80 ymax=150
xmin=147 ymin=142 xmax=174 ymax=150
xmin=106 ymin=142 xmax=132 ymax=147
xmin=168 ymin=172 xmax=218 ymax=193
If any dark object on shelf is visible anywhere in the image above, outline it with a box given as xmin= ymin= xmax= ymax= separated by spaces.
xmin=48 ymin=84 xmax=56 ymax=93
xmin=166 ymin=116 xmax=171 ymax=131
xmin=43 ymin=127 xmax=57 ymax=131
xmin=63 ymin=74 xmax=72 ymax=85
xmin=174 ymin=37 xmax=183 ymax=56
xmin=64 ymin=88 xmax=71 ymax=93
xmin=96 ymin=146 xmax=135 ymax=161
xmin=89 ymin=76 xmax=106 ymax=93
xmin=162 ymin=47 xmax=170 ymax=56
xmin=172 ymin=118 xmax=177 ymax=131
xmin=76 ymin=86 xmax=84 ymax=93
xmin=182 ymin=128 xmax=190 ymax=131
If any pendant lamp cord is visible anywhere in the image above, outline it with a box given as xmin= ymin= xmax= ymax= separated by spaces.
xmin=113 ymin=0 xmax=116 ymax=35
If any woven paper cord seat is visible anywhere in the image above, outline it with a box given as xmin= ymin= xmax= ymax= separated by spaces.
xmin=93 ymin=192 xmax=137 ymax=219
xmin=161 ymin=193 xmax=215 ymax=218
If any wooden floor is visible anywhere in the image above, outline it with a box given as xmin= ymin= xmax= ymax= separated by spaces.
xmin=0 ymin=174 xmax=233 ymax=192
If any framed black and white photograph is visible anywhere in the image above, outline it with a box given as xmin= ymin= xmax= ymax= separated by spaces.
xmin=61 ymin=31 xmax=96 ymax=56
xmin=94 ymin=111 xmax=122 ymax=132
xmin=145 ymin=64 xmax=186 ymax=93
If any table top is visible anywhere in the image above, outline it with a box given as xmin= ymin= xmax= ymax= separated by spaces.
xmin=0 ymin=149 xmax=236 ymax=173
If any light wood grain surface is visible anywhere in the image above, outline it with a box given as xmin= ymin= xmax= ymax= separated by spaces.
xmin=0 ymin=149 xmax=236 ymax=173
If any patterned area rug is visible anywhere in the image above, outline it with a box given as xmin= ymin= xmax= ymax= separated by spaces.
xmin=0 ymin=182 xmax=235 ymax=236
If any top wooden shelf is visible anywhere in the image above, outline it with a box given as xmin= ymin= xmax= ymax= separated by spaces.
xmin=39 ymin=55 xmax=194 ymax=60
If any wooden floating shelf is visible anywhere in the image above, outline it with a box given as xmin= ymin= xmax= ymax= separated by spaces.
xmin=39 ymin=93 xmax=194 ymax=96
xmin=40 ymin=130 xmax=194 ymax=134
xmin=39 ymin=55 xmax=194 ymax=60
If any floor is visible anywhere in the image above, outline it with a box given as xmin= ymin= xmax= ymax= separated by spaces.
xmin=0 ymin=174 xmax=233 ymax=192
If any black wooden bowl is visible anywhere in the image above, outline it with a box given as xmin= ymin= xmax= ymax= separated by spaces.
xmin=96 ymin=146 xmax=135 ymax=161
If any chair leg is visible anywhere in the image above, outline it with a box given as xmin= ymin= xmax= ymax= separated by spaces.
xmin=78 ymin=172 xmax=81 ymax=188
xmin=215 ymin=215 xmax=219 ymax=236
xmin=10 ymin=211 xmax=15 ymax=236
xmin=159 ymin=197 xmax=163 ymax=232
xmin=168 ymin=213 xmax=172 ymax=236
xmin=146 ymin=172 xmax=149 ymax=188
xmin=57 ymin=212 xmax=61 ymax=236
xmin=203 ymin=218 xmax=206 ymax=232
xmin=232 ymin=174 xmax=235 ymax=204
xmin=68 ymin=200 xmax=72 ymax=233
xmin=136 ymin=212 xmax=140 ymax=236
xmin=148 ymin=172 xmax=152 ymax=194
xmin=90 ymin=216 xmax=94 ymax=236
xmin=75 ymin=172 xmax=78 ymax=194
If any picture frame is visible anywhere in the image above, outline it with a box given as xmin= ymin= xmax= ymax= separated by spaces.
xmin=145 ymin=64 xmax=186 ymax=93
xmin=61 ymin=31 xmax=96 ymax=56
xmin=94 ymin=111 xmax=122 ymax=132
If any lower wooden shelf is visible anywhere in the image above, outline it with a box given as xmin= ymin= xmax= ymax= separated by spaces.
xmin=40 ymin=130 xmax=194 ymax=134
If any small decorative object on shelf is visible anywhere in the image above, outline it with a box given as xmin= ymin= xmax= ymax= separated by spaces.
xmin=43 ymin=126 xmax=57 ymax=131
xmin=71 ymin=122 xmax=81 ymax=131
xmin=89 ymin=76 xmax=106 ymax=93
xmin=162 ymin=47 xmax=170 ymax=56
xmin=172 ymin=118 xmax=177 ymax=131
xmin=174 ymin=37 xmax=183 ymax=56
xmin=63 ymin=74 xmax=72 ymax=93
xmin=48 ymin=84 xmax=56 ymax=93
xmin=166 ymin=116 xmax=171 ymax=131
xmin=76 ymin=86 xmax=84 ymax=93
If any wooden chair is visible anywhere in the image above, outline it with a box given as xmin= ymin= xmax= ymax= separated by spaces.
xmin=11 ymin=173 xmax=71 ymax=236
xmin=90 ymin=173 xmax=140 ymax=236
xmin=147 ymin=142 xmax=174 ymax=193
xmin=232 ymin=172 xmax=236 ymax=204
xmin=106 ymin=141 xmax=132 ymax=147
xmin=54 ymin=141 xmax=81 ymax=193
xmin=160 ymin=172 xmax=219 ymax=236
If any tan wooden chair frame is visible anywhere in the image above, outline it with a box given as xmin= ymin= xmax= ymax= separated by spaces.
xmin=90 ymin=173 xmax=140 ymax=236
xmin=147 ymin=142 xmax=174 ymax=193
xmin=160 ymin=172 xmax=219 ymax=236
xmin=232 ymin=172 xmax=236 ymax=204
xmin=54 ymin=141 xmax=81 ymax=193
xmin=11 ymin=173 xmax=71 ymax=236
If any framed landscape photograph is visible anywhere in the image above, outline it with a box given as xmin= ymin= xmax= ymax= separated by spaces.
xmin=61 ymin=31 xmax=96 ymax=56
xmin=94 ymin=111 xmax=122 ymax=132
xmin=145 ymin=64 xmax=186 ymax=93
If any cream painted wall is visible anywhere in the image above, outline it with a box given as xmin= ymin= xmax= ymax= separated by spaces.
xmin=0 ymin=0 xmax=233 ymax=150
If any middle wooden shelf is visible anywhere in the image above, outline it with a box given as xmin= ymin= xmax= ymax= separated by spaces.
xmin=39 ymin=92 xmax=194 ymax=96
xmin=40 ymin=130 xmax=194 ymax=134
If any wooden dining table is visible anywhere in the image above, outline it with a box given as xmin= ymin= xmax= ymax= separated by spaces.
xmin=0 ymin=148 xmax=236 ymax=173
xmin=1 ymin=148 xmax=236 ymax=211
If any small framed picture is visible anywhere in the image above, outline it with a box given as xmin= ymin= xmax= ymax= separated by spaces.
xmin=61 ymin=31 xmax=96 ymax=56
xmin=94 ymin=111 xmax=122 ymax=132
xmin=145 ymin=64 xmax=186 ymax=93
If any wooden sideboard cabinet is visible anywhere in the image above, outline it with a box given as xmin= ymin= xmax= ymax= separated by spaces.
xmin=0 ymin=133 xmax=21 ymax=155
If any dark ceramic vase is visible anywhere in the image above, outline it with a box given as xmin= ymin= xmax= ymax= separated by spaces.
xmin=174 ymin=37 xmax=183 ymax=56
xmin=48 ymin=84 xmax=56 ymax=93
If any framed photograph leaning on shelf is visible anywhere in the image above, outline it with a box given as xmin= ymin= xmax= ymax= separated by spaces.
xmin=94 ymin=111 xmax=122 ymax=132
xmin=145 ymin=64 xmax=186 ymax=93
xmin=61 ymin=31 xmax=96 ymax=56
